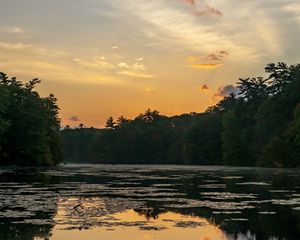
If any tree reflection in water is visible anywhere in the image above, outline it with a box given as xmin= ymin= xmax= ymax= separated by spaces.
xmin=0 ymin=165 xmax=300 ymax=239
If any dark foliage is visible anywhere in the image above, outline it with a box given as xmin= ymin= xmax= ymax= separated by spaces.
xmin=0 ymin=72 xmax=62 ymax=166
xmin=61 ymin=63 xmax=300 ymax=167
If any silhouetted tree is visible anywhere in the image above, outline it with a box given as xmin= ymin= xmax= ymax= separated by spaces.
xmin=116 ymin=115 xmax=130 ymax=128
xmin=0 ymin=72 xmax=62 ymax=165
xmin=105 ymin=116 xmax=115 ymax=130
xmin=60 ymin=62 xmax=300 ymax=168
xmin=185 ymin=113 xmax=222 ymax=165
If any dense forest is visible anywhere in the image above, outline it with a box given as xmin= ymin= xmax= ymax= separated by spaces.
xmin=62 ymin=63 xmax=300 ymax=167
xmin=0 ymin=62 xmax=299 ymax=167
xmin=0 ymin=73 xmax=62 ymax=165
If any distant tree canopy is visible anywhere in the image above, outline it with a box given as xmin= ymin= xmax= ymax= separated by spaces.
xmin=0 ymin=72 xmax=62 ymax=166
xmin=61 ymin=62 xmax=300 ymax=167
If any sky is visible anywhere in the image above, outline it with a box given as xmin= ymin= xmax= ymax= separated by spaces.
xmin=0 ymin=0 xmax=299 ymax=127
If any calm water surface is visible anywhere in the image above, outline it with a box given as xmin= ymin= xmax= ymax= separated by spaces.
xmin=1 ymin=164 xmax=300 ymax=240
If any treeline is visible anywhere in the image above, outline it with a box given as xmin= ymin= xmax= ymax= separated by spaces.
xmin=0 ymin=73 xmax=62 ymax=166
xmin=62 ymin=62 xmax=300 ymax=167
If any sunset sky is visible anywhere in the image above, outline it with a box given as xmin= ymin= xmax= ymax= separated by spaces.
xmin=1 ymin=0 xmax=299 ymax=127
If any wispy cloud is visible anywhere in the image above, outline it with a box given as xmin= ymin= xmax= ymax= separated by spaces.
xmin=0 ymin=41 xmax=32 ymax=50
xmin=190 ymin=63 xmax=223 ymax=69
xmin=213 ymin=85 xmax=239 ymax=100
xmin=205 ymin=50 xmax=229 ymax=61
xmin=133 ymin=63 xmax=146 ymax=71
xmin=0 ymin=26 xmax=25 ymax=34
xmin=117 ymin=61 xmax=150 ymax=78
xmin=188 ymin=50 xmax=229 ymax=62
xmin=118 ymin=62 xmax=130 ymax=68
xmin=118 ymin=62 xmax=146 ymax=71
xmin=118 ymin=71 xmax=154 ymax=78
xmin=199 ymin=84 xmax=209 ymax=90
xmin=111 ymin=0 xmax=244 ymax=57
xmin=283 ymin=2 xmax=300 ymax=24
xmin=69 ymin=116 xmax=80 ymax=122
xmin=0 ymin=41 xmax=123 ymax=85
xmin=187 ymin=50 xmax=228 ymax=69
xmin=0 ymin=41 xmax=66 ymax=58
xmin=109 ymin=0 xmax=288 ymax=63
xmin=74 ymin=56 xmax=115 ymax=69
xmin=135 ymin=57 xmax=144 ymax=61
xmin=179 ymin=0 xmax=196 ymax=6
xmin=283 ymin=2 xmax=300 ymax=13
xmin=178 ymin=0 xmax=223 ymax=17
xmin=144 ymin=87 xmax=155 ymax=92
xmin=194 ymin=6 xmax=222 ymax=17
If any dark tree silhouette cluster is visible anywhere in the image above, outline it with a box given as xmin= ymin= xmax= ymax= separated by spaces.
xmin=0 ymin=72 xmax=62 ymax=165
xmin=62 ymin=62 xmax=300 ymax=167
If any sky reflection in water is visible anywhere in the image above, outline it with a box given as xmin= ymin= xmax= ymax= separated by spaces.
xmin=1 ymin=165 xmax=300 ymax=240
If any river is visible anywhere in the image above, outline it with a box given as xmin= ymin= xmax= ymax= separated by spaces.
xmin=0 ymin=164 xmax=300 ymax=239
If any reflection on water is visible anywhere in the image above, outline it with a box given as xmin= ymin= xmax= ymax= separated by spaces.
xmin=1 ymin=165 xmax=300 ymax=240
xmin=51 ymin=209 xmax=226 ymax=240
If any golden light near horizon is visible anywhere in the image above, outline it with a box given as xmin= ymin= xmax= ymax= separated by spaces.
xmin=51 ymin=199 xmax=228 ymax=240
xmin=0 ymin=0 xmax=299 ymax=127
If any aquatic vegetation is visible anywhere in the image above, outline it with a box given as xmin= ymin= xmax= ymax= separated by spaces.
xmin=0 ymin=165 xmax=300 ymax=239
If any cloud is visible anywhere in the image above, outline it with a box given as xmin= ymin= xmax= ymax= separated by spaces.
xmin=0 ymin=26 xmax=25 ymax=34
xmin=112 ymin=0 xmax=249 ymax=61
xmin=117 ymin=62 xmax=149 ymax=77
xmin=178 ymin=0 xmax=223 ymax=17
xmin=135 ymin=57 xmax=144 ymax=61
xmin=118 ymin=62 xmax=146 ymax=70
xmin=118 ymin=71 xmax=154 ymax=78
xmin=283 ymin=3 xmax=300 ymax=24
xmin=74 ymin=56 xmax=115 ymax=69
xmin=0 ymin=41 xmax=125 ymax=85
xmin=219 ymin=50 xmax=229 ymax=56
xmin=205 ymin=53 xmax=221 ymax=61
xmin=113 ymin=0 xmax=286 ymax=62
xmin=205 ymin=51 xmax=229 ymax=61
xmin=187 ymin=50 xmax=228 ymax=69
xmin=133 ymin=63 xmax=146 ymax=71
xmin=144 ymin=87 xmax=155 ymax=92
xmin=111 ymin=46 xmax=119 ymax=50
xmin=118 ymin=62 xmax=130 ymax=68
xmin=69 ymin=116 xmax=80 ymax=122
xmin=180 ymin=0 xmax=196 ymax=6
xmin=73 ymin=56 xmax=152 ymax=80
xmin=283 ymin=3 xmax=300 ymax=13
xmin=189 ymin=63 xmax=223 ymax=69
xmin=0 ymin=41 xmax=66 ymax=58
xmin=0 ymin=41 xmax=32 ymax=50
xmin=213 ymin=85 xmax=239 ymax=99
xmin=194 ymin=6 xmax=223 ymax=17
xmin=199 ymin=84 xmax=209 ymax=90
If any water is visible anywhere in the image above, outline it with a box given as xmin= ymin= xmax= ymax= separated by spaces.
xmin=1 ymin=164 xmax=300 ymax=240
